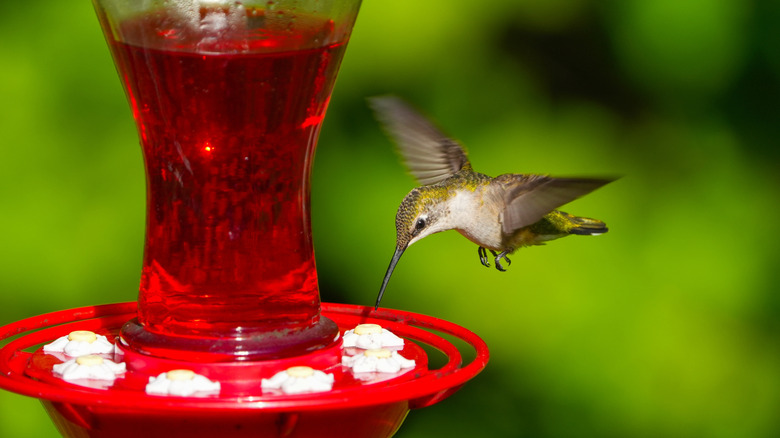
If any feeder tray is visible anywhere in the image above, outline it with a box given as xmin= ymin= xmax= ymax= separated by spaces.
xmin=0 ymin=302 xmax=488 ymax=437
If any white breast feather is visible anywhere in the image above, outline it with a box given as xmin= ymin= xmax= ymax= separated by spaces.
xmin=448 ymin=190 xmax=503 ymax=249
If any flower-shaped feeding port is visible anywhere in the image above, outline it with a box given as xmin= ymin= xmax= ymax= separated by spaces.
xmin=261 ymin=366 xmax=334 ymax=395
xmin=146 ymin=369 xmax=220 ymax=397
xmin=43 ymin=330 xmax=114 ymax=357
xmin=342 ymin=348 xmax=415 ymax=374
xmin=342 ymin=324 xmax=405 ymax=351
xmin=52 ymin=354 xmax=126 ymax=382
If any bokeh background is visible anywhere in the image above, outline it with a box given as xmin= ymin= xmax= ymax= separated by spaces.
xmin=2 ymin=0 xmax=780 ymax=436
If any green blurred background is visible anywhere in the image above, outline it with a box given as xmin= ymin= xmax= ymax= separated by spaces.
xmin=2 ymin=0 xmax=780 ymax=436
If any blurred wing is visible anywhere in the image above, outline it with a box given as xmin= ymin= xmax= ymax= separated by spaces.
xmin=500 ymin=175 xmax=614 ymax=234
xmin=369 ymin=96 xmax=470 ymax=185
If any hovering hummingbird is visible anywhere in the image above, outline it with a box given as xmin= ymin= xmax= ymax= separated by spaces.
xmin=370 ymin=96 xmax=615 ymax=309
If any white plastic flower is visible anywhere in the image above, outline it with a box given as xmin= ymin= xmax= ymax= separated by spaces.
xmin=342 ymin=324 xmax=404 ymax=351
xmin=44 ymin=330 xmax=115 ymax=357
xmin=342 ymin=348 xmax=416 ymax=374
xmin=261 ymin=366 xmax=334 ymax=395
xmin=52 ymin=355 xmax=126 ymax=381
xmin=145 ymin=369 xmax=220 ymax=397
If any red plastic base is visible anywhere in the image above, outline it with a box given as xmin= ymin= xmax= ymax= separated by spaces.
xmin=0 ymin=302 xmax=488 ymax=438
xmin=42 ymin=400 xmax=412 ymax=438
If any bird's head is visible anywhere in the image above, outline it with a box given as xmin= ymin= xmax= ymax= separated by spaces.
xmin=376 ymin=186 xmax=450 ymax=309
xmin=395 ymin=187 xmax=450 ymax=248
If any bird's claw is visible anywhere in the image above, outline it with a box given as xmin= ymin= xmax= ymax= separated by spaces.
xmin=478 ymin=247 xmax=490 ymax=267
xmin=491 ymin=251 xmax=511 ymax=272
xmin=480 ymin=248 xmax=512 ymax=271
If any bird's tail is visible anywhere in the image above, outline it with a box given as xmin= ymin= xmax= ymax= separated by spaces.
xmin=561 ymin=212 xmax=608 ymax=236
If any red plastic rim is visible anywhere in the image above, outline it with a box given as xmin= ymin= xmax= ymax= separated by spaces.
xmin=0 ymin=302 xmax=488 ymax=413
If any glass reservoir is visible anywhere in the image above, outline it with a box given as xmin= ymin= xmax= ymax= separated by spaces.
xmin=93 ymin=0 xmax=360 ymax=361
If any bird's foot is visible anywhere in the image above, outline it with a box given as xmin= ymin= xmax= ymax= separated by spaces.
xmin=478 ymin=247 xmax=490 ymax=267
xmin=492 ymin=251 xmax=511 ymax=272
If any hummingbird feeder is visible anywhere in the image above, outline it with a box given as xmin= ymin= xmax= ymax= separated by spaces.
xmin=0 ymin=1 xmax=488 ymax=436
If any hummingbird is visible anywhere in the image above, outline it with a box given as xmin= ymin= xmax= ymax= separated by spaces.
xmin=370 ymin=96 xmax=615 ymax=309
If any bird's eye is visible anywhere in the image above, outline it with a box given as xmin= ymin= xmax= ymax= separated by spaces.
xmin=415 ymin=218 xmax=426 ymax=231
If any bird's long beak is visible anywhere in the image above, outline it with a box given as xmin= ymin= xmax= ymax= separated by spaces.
xmin=376 ymin=245 xmax=406 ymax=310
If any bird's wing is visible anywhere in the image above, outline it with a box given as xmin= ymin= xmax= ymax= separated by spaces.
xmin=369 ymin=96 xmax=470 ymax=186
xmin=499 ymin=175 xmax=614 ymax=234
